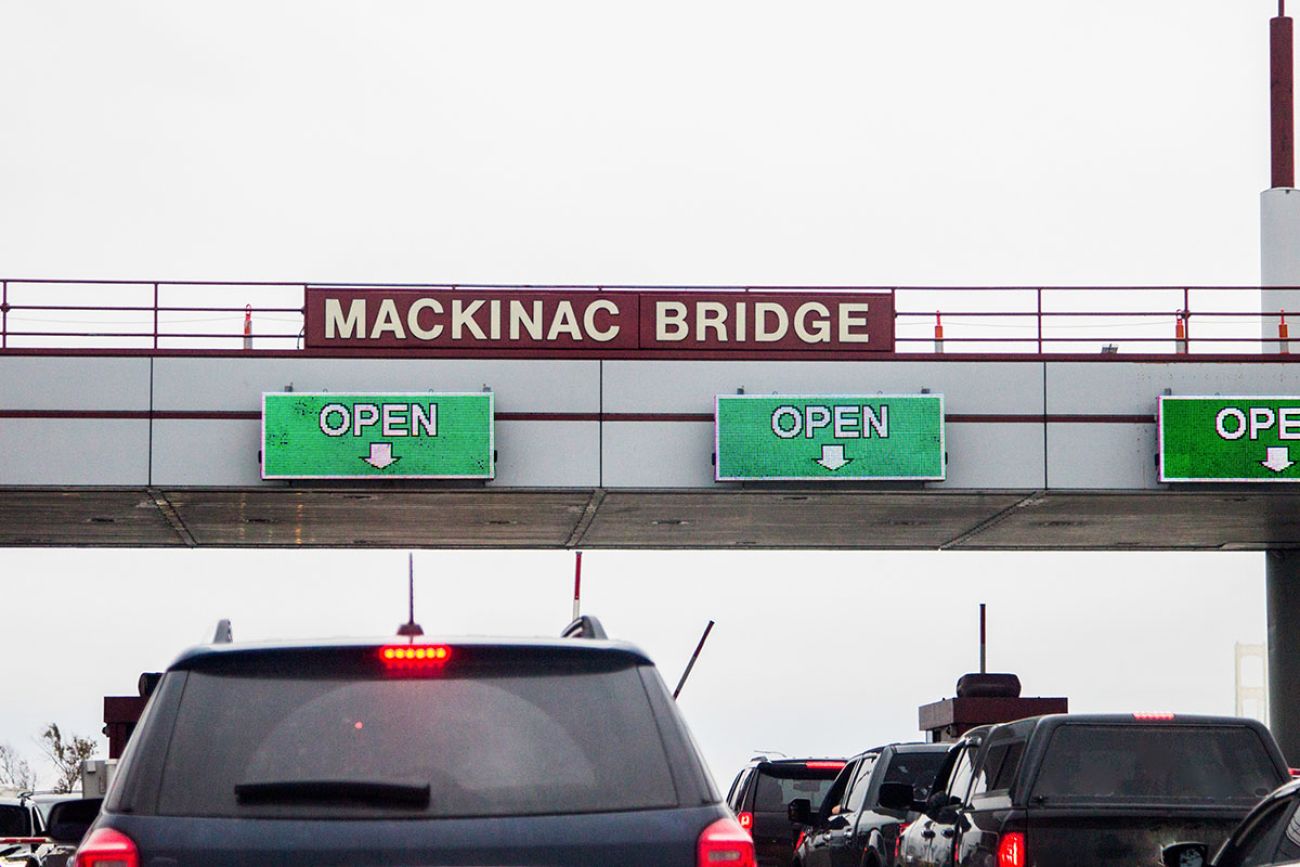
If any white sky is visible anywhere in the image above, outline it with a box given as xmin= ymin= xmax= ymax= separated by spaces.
xmin=0 ymin=549 xmax=1268 ymax=790
xmin=0 ymin=0 xmax=1287 ymax=789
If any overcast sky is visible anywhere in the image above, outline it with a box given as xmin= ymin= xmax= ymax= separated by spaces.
xmin=0 ymin=0 xmax=1288 ymax=789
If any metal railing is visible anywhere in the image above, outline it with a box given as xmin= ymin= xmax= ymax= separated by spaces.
xmin=0 ymin=280 xmax=1294 ymax=355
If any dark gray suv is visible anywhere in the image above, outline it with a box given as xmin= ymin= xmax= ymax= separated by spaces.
xmin=77 ymin=633 xmax=752 ymax=867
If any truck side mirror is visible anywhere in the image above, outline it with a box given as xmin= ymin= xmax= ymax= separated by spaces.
xmin=1162 ymin=842 xmax=1209 ymax=867
xmin=787 ymin=798 xmax=812 ymax=825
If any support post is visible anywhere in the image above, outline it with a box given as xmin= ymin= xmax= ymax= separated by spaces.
xmin=1275 ymin=4 xmax=1295 ymax=190
xmin=1264 ymin=4 xmax=1300 ymax=348
xmin=1267 ymin=550 xmax=1300 ymax=764
xmin=979 ymin=603 xmax=987 ymax=674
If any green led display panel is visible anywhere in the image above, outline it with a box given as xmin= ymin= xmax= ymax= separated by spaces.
xmin=714 ymin=394 xmax=945 ymax=481
xmin=262 ymin=392 xmax=493 ymax=480
xmin=1159 ymin=395 xmax=1300 ymax=482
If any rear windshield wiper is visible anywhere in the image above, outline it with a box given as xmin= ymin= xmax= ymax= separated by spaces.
xmin=235 ymin=780 xmax=431 ymax=808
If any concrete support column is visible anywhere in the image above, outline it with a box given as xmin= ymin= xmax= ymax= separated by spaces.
xmin=1268 ymin=550 xmax=1300 ymax=764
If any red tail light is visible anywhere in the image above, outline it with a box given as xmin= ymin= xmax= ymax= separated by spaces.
xmin=803 ymin=761 xmax=846 ymax=770
xmin=1132 ymin=712 xmax=1175 ymax=721
xmin=737 ymin=811 xmax=753 ymax=834
xmin=895 ymin=822 xmax=911 ymax=861
xmin=698 ymin=816 xmax=756 ymax=866
xmin=1290 ymin=767 xmax=1300 ymax=778
xmin=997 ymin=831 xmax=1026 ymax=867
xmin=378 ymin=645 xmax=452 ymax=672
xmin=75 ymin=827 xmax=139 ymax=867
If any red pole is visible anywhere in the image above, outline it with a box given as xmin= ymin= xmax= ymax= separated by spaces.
xmin=572 ymin=551 xmax=583 ymax=620
xmin=673 ymin=620 xmax=716 ymax=700
xmin=1273 ymin=2 xmax=1294 ymax=188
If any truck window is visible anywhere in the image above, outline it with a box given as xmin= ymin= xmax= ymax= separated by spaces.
xmin=820 ymin=760 xmax=859 ymax=819
xmin=843 ymin=756 xmax=878 ymax=813
xmin=726 ymin=770 xmax=748 ymax=810
xmin=1030 ymin=724 xmax=1282 ymax=805
xmin=882 ymin=751 xmax=947 ymax=802
xmin=969 ymin=745 xmax=1003 ymax=798
xmin=946 ymin=745 xmax=977 ymax=802
xmin=991 ymin=741 xmax=1025 ymax=790
xmin=927 ymin=749 xmax=960 ymax=798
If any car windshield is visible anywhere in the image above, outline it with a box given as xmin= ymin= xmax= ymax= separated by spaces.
xmin=1030 ymin=724 xmax=1281 ymax=804
xmin=153 ymin=658 xmax=680 ymax=819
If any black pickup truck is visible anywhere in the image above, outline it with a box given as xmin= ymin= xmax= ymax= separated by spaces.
xmin=894 ymin=713 xmax=1289 ymax=867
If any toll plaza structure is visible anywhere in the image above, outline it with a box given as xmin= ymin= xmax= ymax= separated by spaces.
xmin=4 ymin=0 xmax=1300 ymax=772
xmin=5 ymin=280 xmax=1300 ymax=758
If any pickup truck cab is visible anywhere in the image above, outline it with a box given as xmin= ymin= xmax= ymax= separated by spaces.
xmin=898 ymin=727 xmax=991 ymax=867
xmin=792 ymin=742 xmax=948 ymax=867
xmin=902 ymin=713 xmax=1288 ymax=867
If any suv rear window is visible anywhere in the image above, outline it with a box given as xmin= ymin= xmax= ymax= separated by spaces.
xmin=753 ymin=771 xmax=836 ymax=813
xmin=153 ymin=659 xmax=680 ymax=819
xmin=1030 ymin=724 xmax=1281 ymax=804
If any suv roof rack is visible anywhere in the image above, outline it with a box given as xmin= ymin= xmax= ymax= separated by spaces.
xmin=561 ymin=615 xmax=608 ymax=640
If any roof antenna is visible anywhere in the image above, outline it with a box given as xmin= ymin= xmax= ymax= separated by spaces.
xmin=673 ymin=620 xmax=716 ymax=700
xmin=572 ymin=551 xmax=583 ymax=621
xmin=397 ymin=553 xmax=424 ymax=638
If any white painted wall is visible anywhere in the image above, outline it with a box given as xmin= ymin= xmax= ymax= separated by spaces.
xmin=5 ymin=355 xmax=1300 ymax=491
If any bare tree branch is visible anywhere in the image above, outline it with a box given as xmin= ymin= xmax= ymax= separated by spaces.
xmin=0 ymin=743 xmax=36 ymax=791
xmin=39 ymin=724 xmax=98 ymax=794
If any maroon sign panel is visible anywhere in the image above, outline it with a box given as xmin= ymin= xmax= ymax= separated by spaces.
xmin=304 ymin=288 xmax=895 ymax=355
